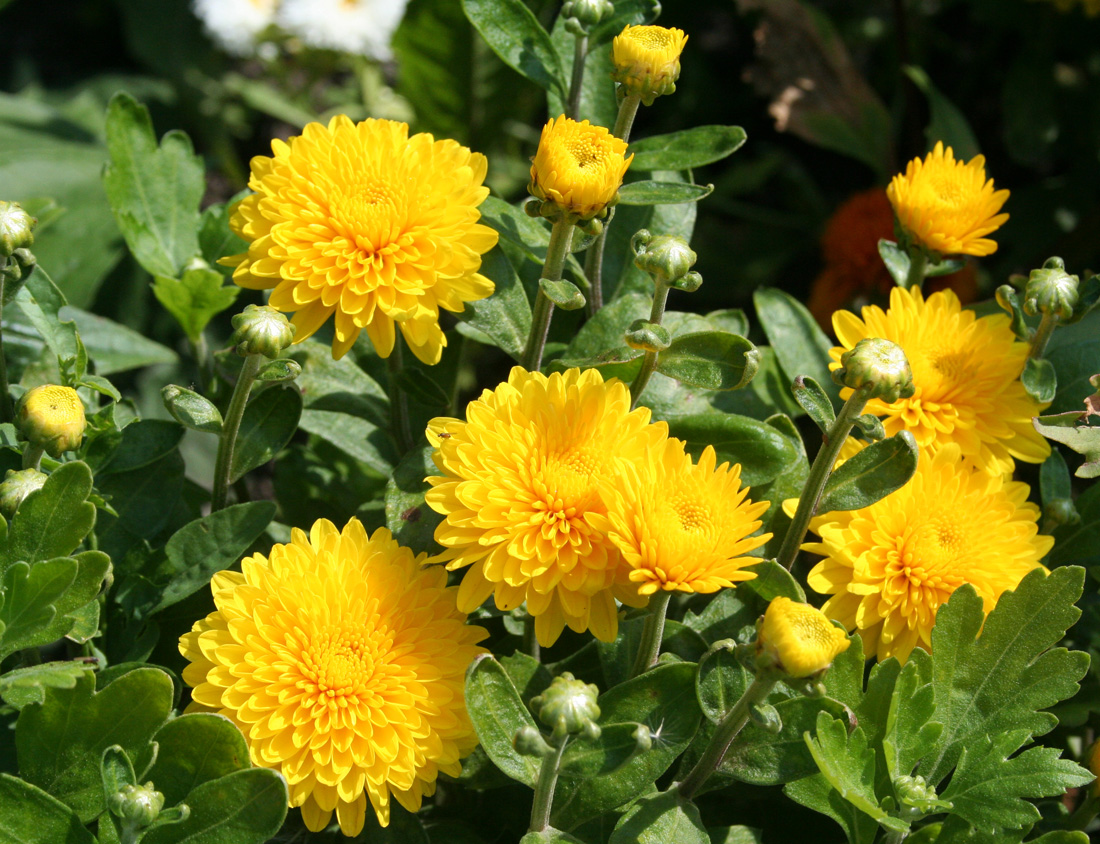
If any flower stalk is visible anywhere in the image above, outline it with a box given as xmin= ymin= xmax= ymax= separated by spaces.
xmin=528 ymin=738 xmax=569 ymax=833
xmin=211 ymin=353 xmax=264 ymax=511
xmin=521 ymin=217 xmax=575 ymax=371
xmin=0 ymin=268 xmax=12 ymax=424
xmin=21 ymin=444 xmax=44 ymax=472
xmin=630 ymin=590 xmax=672 ymax=677
xmin=902 ymin=247 xmax=927 ymax=290
xmin=387 ymin=339 xmax=417 ymax=453
xmin=567 ymin=35 xmax=588 ymax=119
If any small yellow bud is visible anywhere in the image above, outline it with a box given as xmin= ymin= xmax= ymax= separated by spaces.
xmin=757 ymin=597 xmax=850 ymax=679
xmin=611 ymin=25 xmax=689 ymax=106
xmin=529 ymin=116 xmax=633 ymax=221
xmin=17 ymin=385 xmax=86 ymax=458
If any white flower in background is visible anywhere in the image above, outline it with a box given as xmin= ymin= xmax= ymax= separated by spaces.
xmin=278 ymin=0 xmax=408 ymax=60
xmin=193 ymin=0 xmax=278 ymax=56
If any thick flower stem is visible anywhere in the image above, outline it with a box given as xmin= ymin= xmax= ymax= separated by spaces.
xmin=629 ymin=278 xmax=672 ymax=408
xmin=776 ymin=385 xmax=873 ymax=570
xmin=524 ymin=614 xmax=541 ymax=662
xmin=21 ymin=444 xmax=44 ymax=472
xmin=567 ymin=35 xmax=588 ymax=119
xmin=1028 ymin=311 xmax=1059 ymax=361
xmin=902 ymin=248 xmax=928 ymax=291
xmin=630 ymin=590 xmax=672 ymax=677
xmin=676 ymin=673 xmax=779 ymax=801
xmin=387 ymin=339 xmax=417 ymax=453
xmin=211 ymin=354 xmax=264 ymax=512
xmin=582 ymin=93 xmax=643 ymax=317
xmin=522 ymin=217 xmax=575 ymax=372
xmin=0 ymin=266 xmax=12 ymax=424
xmin=528 ymin=738 xmax=569 ymax=833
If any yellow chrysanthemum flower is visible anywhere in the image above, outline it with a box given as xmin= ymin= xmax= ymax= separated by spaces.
xmin=831 ymin=286 xmax=1050 ymax=474
xmin=804 ymin=443 xmax=1052 ymax=664
xmin=424 ymin=367 xmax=667 ymax=647
xmin=529 ymin=116 xmax=633 ymax=220
xmin=611 ymin=25 xmax=688 ymax=103
xmin=16 ymin=384 xmax=86 ymax=458
xmin=887 ymin=141 xmax=1009 ymax=257
xmin=758 ymin=597 xmax=850 ymax=678
xmin=179 ymin=518 xmax=487 ymax=835
xmin=222 ymin=116 xmax=498 ymax=364
xmin=591 ymin=440 xmax=771 ymax=596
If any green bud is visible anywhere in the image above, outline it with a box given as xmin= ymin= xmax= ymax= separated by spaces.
xmin=108 ymin=782 xmax=165 ymax=828
xmin=0 ymin=468 xmax=47 ymax=519
xmin=625 ymin=319 xmax=671 ymax=353
xmin=562 ymin=0 xmax=614 ymax=29
xmin=530 ymin=672 xmax=601 ymax=741
xmin=670 ymin=270 xmax=702 ymax=293
xmin=231 ymin=304 xmax=295 ymax=358
xmin=0 ymin=201 xmax=35 ymax=258
xmin=749 ymin=702 xmax=782 ymax=733
xmin=1024 ymin=257 xmax=1079 ymax=320
xmin=832 ymin=338 xmax=915 ymax=403
xmin=1043 ymin=498 xmax=1080 ymax=528
xmin=893 ymin=774 xmax=951 ymax=815
xmin=256 ymin=358 xmax=302 ymax=383
xmin=632 ymin=230 xmax=698 ymax=286
xmin=632 ymin=723 xmax=653 ymax=754
xmin=1 ymin=247 xmax=36 ymax=304
xmin=853 ymin=413 xmax=886 ymax=441
xmin=16 ymin=385 xmax=87 ymax=458
xmin=513 ymin=725 xmax=554 ymax=758
xmin=539 ymin=279 xmax=586 ymax=311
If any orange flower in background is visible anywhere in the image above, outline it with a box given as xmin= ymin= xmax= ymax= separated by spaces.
xmin=808 ymin=189 xmax=978 ymax=330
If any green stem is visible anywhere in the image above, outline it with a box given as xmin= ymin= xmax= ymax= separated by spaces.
xmin=211 ymin=354 xmax=264 ymax=511
xmin=1028 ymin=311 xmax=1059 ymax=361
xmin=21 ymin=444 xmax=44 ymax=471
xmin=882 ymin=830 xmax=909 ymax=844
xmin=387 ymin=338 xmax=417 ymax=453
xmin=521 ymin=217 xmax=575 ymax=371
xmin=631 ymin=591 xmax=672 ymax=677
xmin=676 ymin=673 xmax=779 ymax=800
xmin=1066 ymin=790 xmax=1100 ymax=831
xmin=0 ymin=265 xmax=11 ymax=424
xmin=629 ymin=279 xmax=672 ymax=408
xmin=901 ymin=248 xmax=928 ymax=291
xmin=524 ymin=614 xmax=541 ymax=663
xmin=567 ymin=34 xmax=588 ymax=119
xmin=613 ymin=92 xmax=642 ymax=141
xmin=775 ymin=386 xmax=872 ymax=570
xmin=528 ymin=738 xmax=569 ymax=833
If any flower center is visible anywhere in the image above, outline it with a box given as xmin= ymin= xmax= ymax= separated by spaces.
xmin=533 ymin=447 xmax=604 ymax=528
xmin=927 ymin=173 xmax=967 ymax=209
xmin=884 ymin=518 xmax=969 ymax=602
xmin=929 ymin=349 xmax=974 ymax=383
xmin=629 ymin=27 xmax=676 ymax=50
xmin=300 ymin=623 xmax=377 ymax=698
xmin=566 ymin=138 xmax=610 ymax=171
xmin=672 ymin=493 xmax=711 ymax=534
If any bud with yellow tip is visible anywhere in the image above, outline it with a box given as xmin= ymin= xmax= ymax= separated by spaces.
xmin=612 ymin=25 xmax=689 ymax=106
xmin=529 ymin=116 xmax=633 ymax=222
xmin=757 ymin=597 xmax=850 ymax=679
xmin=16 ymin=385 xmax=86 ymax=458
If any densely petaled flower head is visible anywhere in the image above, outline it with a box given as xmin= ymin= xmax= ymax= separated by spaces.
xmin=278 ymin=0 xmax=409 ymax=60
xmin=831 ymin=286 xmax=1050 ymax=474
xmin=529 ymin=116 xmax=633 ymax=220
xmin=758 ymin=597 xmax=850 ymax=678
xmin=804 ymin=443 xmax=1052 ymax=664
xmin=424 ymin=367 xmax=667 ymax=647
xmin=887 ymin=142 xmax=1009 ymax=257
xmin=179 ymin=518 xmax=487 ymax=835
xmin=611 ymin=25 xmax=688 ymax=104
xmin=592 ymin=440 xmax=771 ymax=596
xmin=17 ymin=385 xmax=86 ymax=458
xmin=222 ymin=116 xmax=498 ymax=364
xmin=192 ymin=0 xmax=277 ymax=56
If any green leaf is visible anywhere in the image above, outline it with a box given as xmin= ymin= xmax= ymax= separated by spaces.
xmin=230 ymin=386 xmax=303 ymax=483
xmin=628 ymin=126 xmax=747 ymax=171
xmin=707 ymin=828 xmax=763 ymax=844
xmin=596 ymin=618 xmax=707 ymax=688
xmin=682 ymin=590 xmax=758 ymax=646
xmin=100 ymin=745 xmax=136 ymax=796
xmin=548 ymin=12 xmax=617 ymax=129
xmin=940 ymin=729 xmax=1092 ymax=833
xmin=817 ymin=431 xmax=919 ymax=512
xmin=664 ymin=412 xmax=798 ymax=486
xmin=738 ymin=560 xmax=805 ymax=603
xmin=464 ymin=655 xmax=541 ymax=787
xmin=656 ymin=331 xmax=758 ymax=391
xmin=1022 ymin=357 xmax=1057 ymax=405
xmin=16 ymin=668 xmax=174 ymax=821
xmin=385 ymin=448 xmax=444 ymax=556
xmin=878 ymin=240 xmax=910 ymax=288
xmin=920 ymin=567 xmax=1089 ymax=786
xmin=696 ymin=642 xmax=750 ymax=724
xmin=461 ymin=0 xmax=565 ymax=96
xmin=606 ymin=186 xmax=696 ymax=301
xmin=608 ymin=789 xmax=709 ymax=844
xmin=0 ymin=773 xmax=97 ymax=844
xmin=102 ymin=92 xmax=203 ymax=278
xmin=784 ymin=773 xmax=880 ymax=844
xmin=152 ymin=266 xmax=241 ymax=343
xmin=882 ymin=650 xmax=941 ymax=780
xmin=1045 ymin=309 xmax=1100 ymax=414
xmin=792 ymin=376 xmax=836 ymax=435
xmin=0 ymin=662 xmax=92 ymax=710
xmin=1040 ymin=448 xmax=1073 ymax=505
xmin=150 ymin=501 xmax=276 ymax=615
xmin=141 ymin=768 xmax=288 ymax=844
xmin=754 ymin=287 xmax=841 ymax=407
xmin=1032 ymin=416 xmax=1100 ymax=479
xmin=902 ymin=66 xmax=981 ymax=162
xmin=520 ymin=830 xmax=589 ymax=844
xmin=99 ymin=419 xmax=184 ymax=475
xmin=540 ymin=278 xmax=586 ymax=310
xmin=17 ymin=271 xmax=86 ymax=383
xmin=456 ymin=247 xmax=531 ymax=361
xmin=299 ymin=409 xmax=396 ymax=475
xmin=145 ymin=714 xmax=252 ymax=807
xmin=67 ymin=307 xmax=178 ymax=374
xmin=3 ymin=461 xmax=95 ymax=568
xmin=162 ymin=385 xmax=223 ymax=434
xmin=617 ymin=181 xmax=715 ymax=206
xmin=198 ymin=201 xmax=249 ymax=270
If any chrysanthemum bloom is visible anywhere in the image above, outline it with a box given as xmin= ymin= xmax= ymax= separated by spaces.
xmin=804 ymin=443 xmax=1052 ymax=664
xmin=807 ymin=189 xmax=977 ymax=329
xmin=757 ymin=597 xmax=850 ymax=678
xmin=611 ymin=25 xmax=689 ymax=104
xmin=529 ymin=116 xmax=633 ymax=220
xmin=192 ymin=0 xmax=277 ymax=56
xmin=425 ymin=367 xmax=667 ymax=647
xmin=831 ymin=286 xmax=1050 ymax=474
xmin=887 ymin=142 xmax=1009 ymax=257
xmin=278 ymin=0 xmax=408 ymax=60
xmin=591 ymin=440 xmax=771 ymax=596
xmin=222 ymin=116 xmax=498 ymax=363
xmin=179 ymin=518 xmax=487 ymax=834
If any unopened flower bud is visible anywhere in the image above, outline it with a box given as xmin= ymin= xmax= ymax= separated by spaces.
xmin=1043 ymin=498 xmax=1080 ymax=528
xmin=612 ymin=25 xmax=689 ymax=106
xmin=625 ymin=319 xmax=671 ymax=353
xmin=832 ymin=338 xmax=915 ymax=403
xmin=632 ymin=232 xmax=697 ymax=286
xmin=514 ymin=725 xmax=554 ymax=758
xmin=632 ymin=723 xmax=653 ymax=754
xmin=0 ymin=468 xmax=47 ymax=519
xmin=17 ymin=385 xmax=86 ymax=458
xmin=1 ymin=248 xmax=36 ymax=302
xmin=756 ymin=597 xmax=850 ymax=679
xmin=530 ymin=672 xmax=601 ymax=740
xmin=0 ymin=201 xmax=35 ymax=258
xmin=231 ymin=304 xmax=295 ymax=358
xmin=1024 ymin=257 xmax=1079 ymax=321
xmin=562 ymin=0 xmax=614 ymax=29
xmin=108 ymin=782 xmax=165 ymax=828
xmin=893 ymin=774 xmax=950 ymax=814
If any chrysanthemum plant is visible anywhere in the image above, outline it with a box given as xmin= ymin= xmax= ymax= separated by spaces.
xmin=1 ymin=2 xmax=1100 ymax=844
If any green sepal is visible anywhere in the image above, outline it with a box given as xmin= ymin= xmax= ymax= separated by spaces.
xmin=624 ymin=320 xmax=671 ymax=353
xmin=540 ymin=278 xmax=587 ymax=310
xmin=161 ymin=385 xmax=223 ymax=433
xmin=254 ymin=358 xmax=301 ymax=383
xmin=1021 ymin=357 xmax=1057 ymax=404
